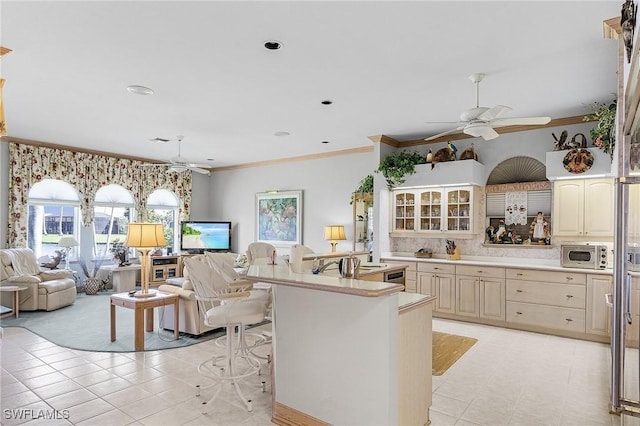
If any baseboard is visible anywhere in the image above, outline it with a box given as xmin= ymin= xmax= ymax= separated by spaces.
xmin=272 ymin=402 xmax=330 ymax=426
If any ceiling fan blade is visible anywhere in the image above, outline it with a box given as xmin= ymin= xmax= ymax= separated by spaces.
xmin=463 ymin=123 xmax=499 ymax=140
xmin=185 ymin=163 xmax=212 ymax=168
xmin=424 ymin=126 xmax=465 ymax=141
xmin=490 ymin=116 xmax=551 ymax=127
xmin=477 ymin=105 xmax=512 ymax=121
xmin=189 ymin=167 xmax=211 ymax=175
xmin=141 ymin=162 xmax=171 ymax=167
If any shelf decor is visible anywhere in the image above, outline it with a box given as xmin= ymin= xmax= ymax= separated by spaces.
xmin=256 ymin=190 xmax=302 ymax=246
xmin=583 ymin=98 xmax=616 ymax=160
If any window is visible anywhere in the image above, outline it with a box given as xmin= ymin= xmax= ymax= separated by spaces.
xmin=27 ymin=179 xmax=81 ymax=259
xmin=94 ymin=184 xmax=135 ymax=260
xmin=147 ymin=189 xmax=180 ymax=253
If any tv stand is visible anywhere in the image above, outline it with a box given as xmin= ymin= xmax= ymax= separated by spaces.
xmin=149 ymin=255 xmax=181 ymax=286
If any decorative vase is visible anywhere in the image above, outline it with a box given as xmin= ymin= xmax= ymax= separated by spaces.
xmin=84 ymin=277 xmax=101 ymax=295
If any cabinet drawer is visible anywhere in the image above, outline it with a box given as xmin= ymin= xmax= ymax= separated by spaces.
xmin=506 ymin=281 xmax=585 ymax=309
xmin=383 ymin=260 xmax=417 ymax=273
xmin=456 ymin=265 xmax=505 ymax=279
xmin=417 ymin=262 xmax=455 ymax=274
xmin=506 ymin=268 xmax=586 ymax=285
xmin=506 ymin=301 xmax=585 ymax=333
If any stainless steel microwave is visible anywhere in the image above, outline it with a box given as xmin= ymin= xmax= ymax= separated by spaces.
xmin=561 ymin=244 xmax=608 ymax=269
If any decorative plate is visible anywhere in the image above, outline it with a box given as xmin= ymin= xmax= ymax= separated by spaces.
xmin=563 ymin=148 xmax=594 ymax=174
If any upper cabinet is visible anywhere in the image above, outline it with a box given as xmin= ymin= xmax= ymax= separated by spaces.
xmin=392 ymin=185 xmax=477 ymax=235
xmin=552 ymin=178 xmax=614 ymax=237
xmin=352 ymin=193 xmax=373 ymax=252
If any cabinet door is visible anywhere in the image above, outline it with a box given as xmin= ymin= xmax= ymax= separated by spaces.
xmin=417 ymin=190 xmax=443 ymax=232
xmin=586 ymin=274 xmax=612 ymax=336
xmin=553 ymin=181 xmax=584 ymax=236
xmin=444 ymin=187 xmax=473 ymax=233
xmin=455 ymin=275 xmax=479 ymax=317
xmin=393 ymin=191 xmax=416 ymax=232
xmin=583 ymin=179 xmax=614 ymax=237
xmin=420 ymin=272 xmax=455 ymax=314
xmin=479 ymin=278 xmax=506 ymax=321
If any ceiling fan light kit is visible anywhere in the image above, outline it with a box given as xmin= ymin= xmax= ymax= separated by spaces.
xmin=142 ymin=136 xmax=211 ymax=176
xmin=424 ymin=73 xmax=551 ymax=142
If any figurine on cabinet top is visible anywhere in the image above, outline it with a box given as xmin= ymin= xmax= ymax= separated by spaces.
xmin=529 ymin=211 xmax=551 ymax=244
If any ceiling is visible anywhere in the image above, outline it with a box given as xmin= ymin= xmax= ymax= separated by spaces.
xmin=0 ymin=1 xmax=621 ymax=169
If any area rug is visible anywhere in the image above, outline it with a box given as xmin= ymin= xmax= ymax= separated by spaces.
xmin=0 ymin=292 xmax=270 ymax=353
xmin=432 ymin=331 xmax=478 ymax=376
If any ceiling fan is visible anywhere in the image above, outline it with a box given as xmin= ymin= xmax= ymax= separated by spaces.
xmin=423 ymin=73 xmax=551 ymax=142
xmin=144 ymin=136 xmax=211 ymax=175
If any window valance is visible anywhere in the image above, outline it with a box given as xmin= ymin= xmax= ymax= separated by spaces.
xmin=7 ymin=143 xmax=192 ymax=247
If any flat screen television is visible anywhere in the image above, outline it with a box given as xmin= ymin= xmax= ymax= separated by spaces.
xmin=180 ymin=221 xmax=232 ymax=254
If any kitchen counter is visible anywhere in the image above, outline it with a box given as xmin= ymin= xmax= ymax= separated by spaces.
xmin=382 ymin=252 xmax=613 ymax=275
xmin=246 ymin=262 xmax=434 ymax=425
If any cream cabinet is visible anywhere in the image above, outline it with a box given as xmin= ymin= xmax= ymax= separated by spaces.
xmin=627 ymin=276 xmax=640 ymax=348
xmin=455 ymin=265 xmax=506 ymax=321
xmin=392 ymin=186 xmax=475 ymax=234
xmin=552 ymin=178 xmax=614 ymax=237
xmin=417 ymin=262 xmax=456 ymax=314
xmin=506 ymin=268 xmax=586 ymax=334
xmin=586 ymin=274 xmax=613 ymax=337
xmin=149 ymin=255 xmax=181 ymax=286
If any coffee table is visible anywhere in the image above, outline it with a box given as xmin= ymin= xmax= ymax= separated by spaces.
xmin=110 ymin=291 xmax=179 ymax=351
xmin=0 ymin=286 xmax=28 ymax=319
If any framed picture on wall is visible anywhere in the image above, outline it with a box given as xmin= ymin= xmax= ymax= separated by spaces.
xmin=255 ymin=190 xmax=303 ymax=246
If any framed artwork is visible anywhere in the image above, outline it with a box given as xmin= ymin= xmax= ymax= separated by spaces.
xmin=255 ymin=190 xmax=302 ymax=246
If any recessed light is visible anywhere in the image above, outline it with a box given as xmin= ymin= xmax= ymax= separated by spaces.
xmin=207 ymin=158 xmax=215 ymax=162
xmin=127 ymin=85 xmax=154 ymax=95
xmin=274 ymin=131 xmax=290 ymax=137
xmin=321 ymin=141 xmax=330 ymax=144
xmin=321 ymin=100 xmax=333 ymax=105
xmin=264 ymin=40 xmax=282 ymax=50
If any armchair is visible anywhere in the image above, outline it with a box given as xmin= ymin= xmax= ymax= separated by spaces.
xmin=0 ymin=248 xmax=76 ymax=311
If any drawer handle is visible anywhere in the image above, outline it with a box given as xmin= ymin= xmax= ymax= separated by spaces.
xmin=477 ymin=270 xmax=484 ymax=274
xmin=566 ymin=277 xmax=574 ymax=281
xmin=516 ymin=273 xmax=524 ymax=276
xmin=434 ymin=267 xmax=440 ymax=270
xmin=516 ymin=311 xmax=522 ymax=315
xmin=516 ymin=289 xmax=523 ymax=293
xmin=566 ymin=295 xmax=574 ymax=299
xmin=566 ymin=318 xmax=573 ymax=322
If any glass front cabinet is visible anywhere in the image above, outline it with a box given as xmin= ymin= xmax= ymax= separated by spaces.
xmin=392 ymin=186 xmax=476 ymax=234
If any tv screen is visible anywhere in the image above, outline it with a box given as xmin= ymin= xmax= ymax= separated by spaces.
xmin=180 ymin=221 xmax=232 ymax=253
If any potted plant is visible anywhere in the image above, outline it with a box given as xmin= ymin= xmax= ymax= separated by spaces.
xmin=350 ymin=174 xmax=374 ymax=204
xmin=78 ymin=258 xmax=107 ymax=295
xmin=583 ymin=98 xmax=616 ymax=159
xmin=376 ymin=150 xmax=426 ymax=188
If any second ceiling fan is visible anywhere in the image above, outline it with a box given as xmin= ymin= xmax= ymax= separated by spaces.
xmin=424 ymin=73 xmax=551 ymax=142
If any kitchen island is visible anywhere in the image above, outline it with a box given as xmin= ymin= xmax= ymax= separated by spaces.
xmin=246 ymin=263 xmax=435 ymax=426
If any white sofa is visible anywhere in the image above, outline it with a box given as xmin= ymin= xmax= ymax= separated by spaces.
xmin=0 ymin=248 xmax=77 ymax=311
xmin=158 ymin=252 xmax=252 ymax=336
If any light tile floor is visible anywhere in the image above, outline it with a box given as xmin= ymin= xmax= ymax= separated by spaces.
xmin=0 ymin=319 xmax=626 ymax=425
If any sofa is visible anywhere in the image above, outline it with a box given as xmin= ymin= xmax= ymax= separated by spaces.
xmin=0 ymin=248 xmax=77 ymax=311
xmin=158 ymin=252 xmax=253 ymax=336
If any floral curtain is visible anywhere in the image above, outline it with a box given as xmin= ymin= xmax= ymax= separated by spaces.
xmin=7 ymin=143 xmax=192 ymax=247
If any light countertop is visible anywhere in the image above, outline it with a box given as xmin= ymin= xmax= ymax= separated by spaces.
xmin=382 ymin=252 xmax=614 ymax=275
xmin=246 ymin=263 xmax=404 ymax=297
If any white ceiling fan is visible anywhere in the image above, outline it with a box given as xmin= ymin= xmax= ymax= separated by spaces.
xmin=145 ymin=136 xmax=211 ymax=175
xmin=424 ymin=73 xmax=551 ymax=142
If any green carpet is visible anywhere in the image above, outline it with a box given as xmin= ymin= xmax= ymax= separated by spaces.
xmin=0 ymin=291 xmax=267 ymax=352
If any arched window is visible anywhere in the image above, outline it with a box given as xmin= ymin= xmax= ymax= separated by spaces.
xmin=27 ymin=179 xmax=81 ymax=259
xmin=147 ymin=189 xmax=180 ymax=253
xmin=94 ymin=184 xmax=136 ymax=259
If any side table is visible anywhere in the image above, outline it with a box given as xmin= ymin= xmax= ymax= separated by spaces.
xmin=0 ymin=286 xmax=28 ymax=319
xmin=99 ymin=264 xmax=142 ymax=292
xmin=110 ymin=291 xmax=179 ymax=351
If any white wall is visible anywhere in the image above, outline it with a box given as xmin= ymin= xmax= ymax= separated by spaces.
xmin=208 ymin=150 xmax=375 ymax=255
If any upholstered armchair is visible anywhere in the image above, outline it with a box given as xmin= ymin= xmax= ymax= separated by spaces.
xmin=0 ymin=248 xmax=77 ymax=311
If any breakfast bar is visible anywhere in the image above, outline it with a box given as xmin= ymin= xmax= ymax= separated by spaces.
xmin=247 ymin=263 xmax=435 ymax=426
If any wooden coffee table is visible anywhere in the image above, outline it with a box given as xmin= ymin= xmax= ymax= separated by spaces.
xmin=110 ymin=291 xmax=179 ymax=351
xmin=0 ymin=286 xmax=28 ymax=319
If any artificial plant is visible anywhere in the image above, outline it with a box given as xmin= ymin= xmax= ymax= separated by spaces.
xmin=376 ymin=150 xmax=426 ymax=188
xmin=583 ymin=98 xmax=616 ymax=159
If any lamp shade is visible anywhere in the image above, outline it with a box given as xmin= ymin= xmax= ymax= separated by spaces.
xmin=58 ymin=236 xmax=79 ymax=248
xmin=124 ymin=223 xmax=166 ymax=249
xmin=323 ymin=225 xmax=346 ymax=241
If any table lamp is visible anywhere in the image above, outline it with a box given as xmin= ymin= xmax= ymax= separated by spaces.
xmin=58 ymin=236 xmax=79 ymax=270
xmin=124 ymin=223 xmax=166 ymax=297
xmin=323 ymin=225 xmax=346 ymax=252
